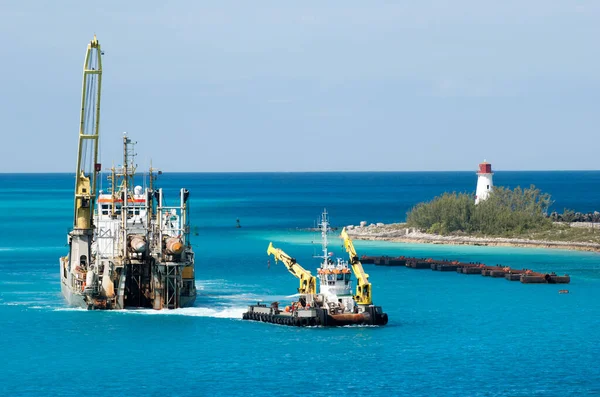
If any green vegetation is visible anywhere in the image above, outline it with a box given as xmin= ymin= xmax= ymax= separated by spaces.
xmin=406 ymin=185 xmax=553 ymax=236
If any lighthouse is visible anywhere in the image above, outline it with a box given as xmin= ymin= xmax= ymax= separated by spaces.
xmin=475 ymin=161 xmax=493 ymax=205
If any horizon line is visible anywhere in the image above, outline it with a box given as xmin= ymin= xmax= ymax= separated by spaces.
xmin=1 ymin=169 xmax=599 ymax=175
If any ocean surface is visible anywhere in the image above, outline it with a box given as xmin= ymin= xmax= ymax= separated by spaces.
xmin=1 ymin=172 xmax=599 ymax=396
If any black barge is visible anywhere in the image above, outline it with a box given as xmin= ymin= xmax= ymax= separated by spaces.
xmin=242 ymin=302 xmax=388 ymax=327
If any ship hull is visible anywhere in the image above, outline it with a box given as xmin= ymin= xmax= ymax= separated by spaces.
xmin=60 ymin=282 xmax=197 ymax=310
xmin=242 ymin=304 xmax=388 ymax=327
xmin=180 ymin=294 xmax=196 ymax=308
xmin=60 ymin=279 xmax=88 ymax=309
xmin=61 ymin=260 xmax=197 ymax=310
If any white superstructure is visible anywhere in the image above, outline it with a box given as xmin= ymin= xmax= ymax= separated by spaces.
xmin=60 ymin=135 xmax=197 ymax=310
xmin=314 ymin=210 xmax=355 ymax=313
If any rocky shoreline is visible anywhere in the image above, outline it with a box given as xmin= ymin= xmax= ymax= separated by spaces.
xmin=345 ymin=223 xmax=600 ymax=253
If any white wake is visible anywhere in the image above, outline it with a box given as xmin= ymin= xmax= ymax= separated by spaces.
xmin=123 ymin=306 xmax=246 ymax=319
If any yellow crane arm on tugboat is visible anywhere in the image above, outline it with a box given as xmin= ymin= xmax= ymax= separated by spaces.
xmin=340 ymin=228 xmax=372 ymax=305
xmin=267 ymin=242 xmax=316 ymax=295
xmin=73 ymin=35 xmax=103 ymax=230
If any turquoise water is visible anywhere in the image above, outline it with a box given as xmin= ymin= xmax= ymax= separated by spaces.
xmin=1 ymin=172 xmax=599 ymax=396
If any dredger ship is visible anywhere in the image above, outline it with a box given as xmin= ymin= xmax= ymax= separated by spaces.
xmin=242 ymin=210 xmax=388 ymax=326
xmin=60 ymin=36 xmax=196 ymax=310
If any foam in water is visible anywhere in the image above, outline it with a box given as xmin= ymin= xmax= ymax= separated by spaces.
xmin=53 ymin=307 xmax=86 ymax=312
xmin=123 ymin=306 xmax=246 ymax=319
xmin=0 ymin=246 xmax=63 ymax=252
xmin=47 ymin=305 xmax=246 ymax=319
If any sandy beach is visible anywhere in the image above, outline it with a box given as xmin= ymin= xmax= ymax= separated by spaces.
xmin=345 ymin=223 xmax=600 ymax=252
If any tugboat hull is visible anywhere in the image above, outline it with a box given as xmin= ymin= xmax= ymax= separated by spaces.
xmin=242 ymin=304 xmax=388 ymax=327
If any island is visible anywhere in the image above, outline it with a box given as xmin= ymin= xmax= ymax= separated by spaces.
xmin=345 ymin=185 xmax=600 ymax=252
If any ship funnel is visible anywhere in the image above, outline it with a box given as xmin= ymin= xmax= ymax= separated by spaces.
xmin=165 ymin=237 xmax=184 ymax=255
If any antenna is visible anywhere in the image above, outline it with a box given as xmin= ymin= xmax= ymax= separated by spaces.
xmin=313 ymin=208 xmax=331 ymax=266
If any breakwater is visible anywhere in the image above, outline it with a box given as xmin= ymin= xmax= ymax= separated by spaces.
xmin=361 ymin=255 xmax=570 ymax=284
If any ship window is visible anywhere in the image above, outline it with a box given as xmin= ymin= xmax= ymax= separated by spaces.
xmin=487 ymin=185 xmax=490 ymax=189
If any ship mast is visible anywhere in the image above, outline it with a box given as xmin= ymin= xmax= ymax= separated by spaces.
xmin=120 ymin=133 xmax=136 ymax=254
xmin=73 ymin=35 xmax=102 ymax=229
xmin=148 ymin=161 xmax=161 ymax=221
xmin=316 ymin=209 xmax=330 ymax=267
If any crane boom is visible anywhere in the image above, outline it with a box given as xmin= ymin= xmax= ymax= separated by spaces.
xmin=340 ymin=228 xmax=372 ymax=305
xmin=73 ymin=35 xmax=103 ymax=230
xmin=267 ymin=242 xmax=316 ymax=295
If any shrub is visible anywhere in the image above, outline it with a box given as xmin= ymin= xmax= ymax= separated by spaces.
xmin=406 ymin=185 xmax=553 ymax=235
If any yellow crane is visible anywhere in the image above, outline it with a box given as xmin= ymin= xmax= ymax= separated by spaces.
xmin=73 ymin=35 xmax=103 ymax=230
xmin=60 ymin=35 xmax=104 ymax=307
xmin=340 ymin=227 xmax=372 ymax=305
xmin=267 ymin=242 xmax=316 ymax=295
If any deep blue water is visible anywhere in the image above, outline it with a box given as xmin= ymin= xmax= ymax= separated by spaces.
xmin=1 ymin=172 xmax=599 ymax=396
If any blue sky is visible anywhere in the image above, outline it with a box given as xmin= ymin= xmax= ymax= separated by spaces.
xmin=1 ymin=1 xmax=598 ymax=172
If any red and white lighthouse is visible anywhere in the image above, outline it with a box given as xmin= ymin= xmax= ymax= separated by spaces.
xmin=475 ymin=161 xmax=493 ymax=205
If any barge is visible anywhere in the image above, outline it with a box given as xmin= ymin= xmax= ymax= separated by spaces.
xmin=361 ymin=255 xmax=570 ymax=284
xmin=243 ymin=302 xmax=387 ymax=327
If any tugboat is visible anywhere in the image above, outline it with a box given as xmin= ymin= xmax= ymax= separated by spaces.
xmin=242 ymin=210 xmax=388 ymax=326
xmin=59 ymin=36 xmax=196 ymax=310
